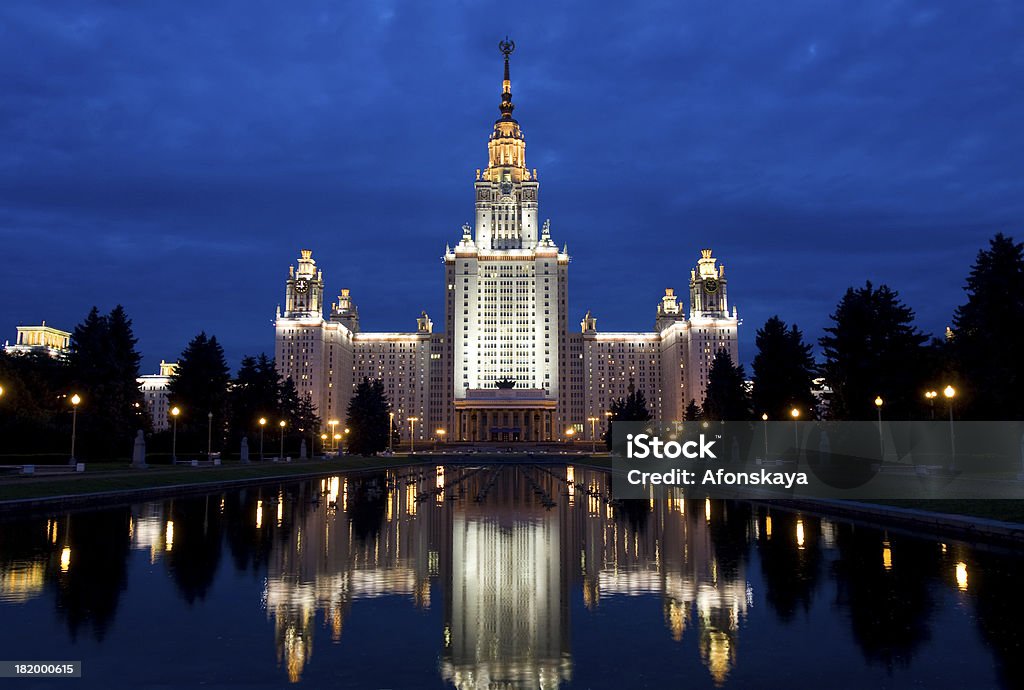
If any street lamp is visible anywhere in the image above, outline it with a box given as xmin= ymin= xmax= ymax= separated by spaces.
xmin=790 ymin=408 xmax=800 ymax=455
xmin=874 ymin=396 xmax=884 ymax=462
xmin=408 ymin=416 xmax=419 ymax=453
xmin=944 ymin=385 xmax=956 ymax=469
xmin=279 ymin=420 xmax=286 ymax=461
xmin=566 ymin=427 xmax=576 ymax=443
xmin=207 ymin=411 xmax=214 ymax=461
xmin=328 ymin=419 xmax=339 ymax=450
xmin=69 ymin=393 xmax=82 ymax=465
xmin=761 ymin=413 xmax=768 ymax=460
xmin=388 ymin=412 xmax=395 ymax=453
xmin=587 ymin=416 xmax=599 ymax=453
xmin=170 ymin=406 xmax=181 ymax=463
xmin=320 ymin=433 xmax=328 ymax=454
xmin=435 ymin=428 xmax=446 ymax=451
xmin=924 ymin=390 xmax=938 ymax=420
xmin=258 ymin=417 xmax=267 ymax=462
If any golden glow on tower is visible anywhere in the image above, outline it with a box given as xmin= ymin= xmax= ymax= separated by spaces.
xmin=482 ymin=37 xmax=530 ymax=182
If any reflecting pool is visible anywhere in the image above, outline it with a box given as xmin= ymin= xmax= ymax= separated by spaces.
xmin=1 ymin=465 xmax=1022 ymax=688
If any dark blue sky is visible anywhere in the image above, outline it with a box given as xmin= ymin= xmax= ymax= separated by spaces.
xmin=2 ymin=1 xmax=1022 ymax=372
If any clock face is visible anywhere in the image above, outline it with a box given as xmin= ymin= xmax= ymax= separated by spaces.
xmin=295 ymin=279 xmax=309 ymax=294
xmin=500 ymin=180 xmax=513 ymax=195
xmin=703 ymin=278 xmax=719 ymax=294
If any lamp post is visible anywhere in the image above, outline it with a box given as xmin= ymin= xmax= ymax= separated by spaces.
xmin=566 ymin=427 xmax=576 ymax=444
xmin=333 ymin=433 xmax=341 ymax=452
xmin=790 ymin=408 xmax=800 ymax=457
xmin=170 ymin=406 xmax=181 ymax=463
xmin=279 ymin=420 xmax=286 ymax=461
xmin=69 ymin=394 xmax=82 ymax=465
xmin=321 ymin=433 xmax=328 ymax=455
xmin=761 ymin=413 xmax=768 ymax=460
xmin=258 ymin=417 xmax=267 ymax=462
xmin=408 ymin=416 xmax=419 ymax=453
xmin=925 ymin=390 xmax=938 ymax=420
xmin=328 ymin=419 xmax=339 ymax=450
xmin=587 ymin=416 xmax=599 ymax=453
xmin=388 ymin=412 xmax=395 ymax=453
xmin=944 ymin=385 xmax=956 ymax=470
xmin=435 ymin=428 xmax=446 ymax=451
xmin=207 ymin=411 xmax=213 ymax=461
xmin=874 ymin=396 xmax=884 ymax=462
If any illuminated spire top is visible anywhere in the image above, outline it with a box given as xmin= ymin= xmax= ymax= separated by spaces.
xmin=498 ymin=36 xmax=516 ymax=120
xmin=483 ymin=37 xmax=527 ymax=181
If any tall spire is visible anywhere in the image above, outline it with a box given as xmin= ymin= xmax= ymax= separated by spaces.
xmin=482 ymin=36 xmax=527 ymax=181
xmin=499 ymin=36 xmax=515 ymax=120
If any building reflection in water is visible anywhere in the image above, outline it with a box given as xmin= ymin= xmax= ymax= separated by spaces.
xmin=256 ymin=465 xmax=753 ymax=687
xmin=2 ymin=466 xmax=1023 ymax=688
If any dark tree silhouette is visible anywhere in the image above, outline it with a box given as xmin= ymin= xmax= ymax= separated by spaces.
xmin=346 ymin=378 xmax=391 ymax=455
xmin=819 ymin=282 xmax=929 ymax=420
xmin=604 ymin=379 xmax=652 ymax=449
xmin=950 ymin=233 xmax=1024 ymax=419
xmin=702 ymin=349 xmax=751 ymax=421
xmin=684 ymin=398 xmax=702 ymax=421
xmin=751 ymin=316 xmax=817 ymax=420
xmin=64 ymin=305 xmax=147 ymax=459
xmin=168 ymin=332 xmax=231 ymax=456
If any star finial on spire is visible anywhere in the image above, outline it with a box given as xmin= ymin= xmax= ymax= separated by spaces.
xmin=498 ymin=36 xmax=516 ymax=119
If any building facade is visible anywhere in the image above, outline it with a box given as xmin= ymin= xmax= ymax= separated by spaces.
xmin=4 ymin=322 xmax=71 ymax=359
xmin=274 ymin=43 xmax=739 ymax=443
xmin=137 ymin=360 xmax=178 ymax=431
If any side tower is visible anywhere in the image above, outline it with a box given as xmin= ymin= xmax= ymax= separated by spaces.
xmin=275 ymin=249 xmax=329 ymax=416
xmin=685 ymin=249 xmax=739 ymax=403
xmin=444 ymin=39 xmax=567 ymax=442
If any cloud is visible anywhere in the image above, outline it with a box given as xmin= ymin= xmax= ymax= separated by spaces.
xmin=0 ymin=0 xmax=1021 ymax=370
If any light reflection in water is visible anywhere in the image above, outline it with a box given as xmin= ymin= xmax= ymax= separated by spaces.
xmin=0 ymin=466 xmax=1019 ymax=689
xmin=164 ymin=521 xmax=174 ymax=552
xmin=956 ymin=561 xmax=969 ymax=591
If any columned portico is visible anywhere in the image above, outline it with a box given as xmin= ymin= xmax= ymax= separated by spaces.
xmin=454 ymin=389 xmax=557 ymax=442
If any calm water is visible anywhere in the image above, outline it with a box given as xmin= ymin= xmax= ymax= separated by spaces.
xmin=0 ymin=464 xmax=1021 ymax=689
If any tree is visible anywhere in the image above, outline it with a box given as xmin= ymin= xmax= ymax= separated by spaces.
xmin=684 ymin=399 xmax=702 ymax=421
xmin=346 ymin=378 xmax=391 ymax=455
xmin=168 ymin=332 xmax=231 ymax=456
xmin=702 ymin=348 xmax=751 ymax=421
xmin=604 ymin=379 xmax=652 ymax=450
xmin=751 ymin=316 xmax=817 ymax=420
xmin=105 ymin=306 xmax=148 ymax=438
xmin=950 ymin=233 xmax=1024 ymax=419
xmin=819 ymin=282 xmax=930 ymax=420
xmin=228 ymin=354 xmax=281 ymax=454
xmin=64 ymin=305 xmax=146 ymax=459
xmin=0 ymin=350 xmax=69 ymax=457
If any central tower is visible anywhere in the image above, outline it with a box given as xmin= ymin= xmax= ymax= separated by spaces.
xmin=444 ymin=39 xmax=569 ymax=442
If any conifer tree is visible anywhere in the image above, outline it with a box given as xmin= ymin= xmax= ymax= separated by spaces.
xmin=751 ymin=316 xmax=816 ymax=420
xmin=950 ymin=233 xmax=1024 ymax=419
xmin=819 ymin=282 xmax=928 ymax=420
xmin=346 ymin=378 xmax=391 ymax=455
xmin=702 ymin=349 xmax=752 ymax=421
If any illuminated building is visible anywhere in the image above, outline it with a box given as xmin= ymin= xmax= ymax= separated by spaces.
xmin=273 ymin=42 xmax=739 ymax=440
xmin=137 ymin=360 xmax=178 ymax=431
xmin=3 ymin=321 xmax=71 ymax=359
